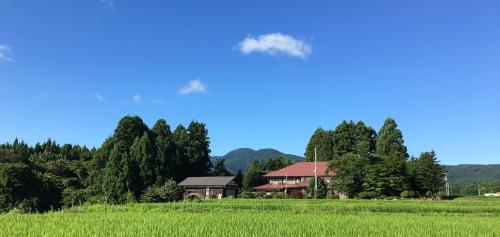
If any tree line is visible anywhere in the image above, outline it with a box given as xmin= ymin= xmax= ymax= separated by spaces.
xmin=306 ymin=118 xmax=445 ymax=199
xmin=0 ymin=115 xmax=211 ymax=212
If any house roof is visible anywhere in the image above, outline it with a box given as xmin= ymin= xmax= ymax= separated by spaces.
xmin=178 ymin=176 xmax=237 ymax=187
xmin=254 ymin=182 xmax=309 ymax=190
xmin=263 ymin=162 xmax=333 ymax=178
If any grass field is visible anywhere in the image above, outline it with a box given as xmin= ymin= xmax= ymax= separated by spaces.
xmin=1 ymin=198 xmax=500 ymax=237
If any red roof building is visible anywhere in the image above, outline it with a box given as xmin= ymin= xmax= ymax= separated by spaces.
xmin=255 ymin=162 xmax=334 ymax=195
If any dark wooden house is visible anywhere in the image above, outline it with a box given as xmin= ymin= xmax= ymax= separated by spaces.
xmin=178 ymin=176 xmax=239 ymax=199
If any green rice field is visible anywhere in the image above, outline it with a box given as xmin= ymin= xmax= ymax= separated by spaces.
xmin=1 ymin=198 xmax=499 ymax=237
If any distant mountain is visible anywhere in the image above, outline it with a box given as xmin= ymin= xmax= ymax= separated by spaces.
xmin=213 ymin=149 xmax=500 ymax=182
xmin=212 ymin=148 xmax=304 ymax=172
xmin=445 ymin=164 xmax=500 ymax=183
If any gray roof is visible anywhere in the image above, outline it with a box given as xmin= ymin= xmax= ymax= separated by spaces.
xmin=179 ymin=176 xmax=237 ymax=187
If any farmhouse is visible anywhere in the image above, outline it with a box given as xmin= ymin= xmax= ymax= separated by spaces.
xmin=255 ymin=161 xmax=334 ymax=197
xmin=179 ymin=176 xmax=239 ymax=199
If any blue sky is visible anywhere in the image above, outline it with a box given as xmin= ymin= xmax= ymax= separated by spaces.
xmin=1 ymin=0 xmax=499 ymax=164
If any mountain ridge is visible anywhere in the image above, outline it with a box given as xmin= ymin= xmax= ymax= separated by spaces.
xmin=213 ymin=148 xmax=500 ymax=184
xmin=212 ymin=148 xmax=304 ymax=172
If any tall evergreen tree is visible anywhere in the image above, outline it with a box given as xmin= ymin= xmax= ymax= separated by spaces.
xmin=305 ymin=128 xmax=334 ymax=161
xmin=332 ymin=121 xmax=357 ymax=157
xmin=86 ymin=137 xmax=114 ymax=197
xmin=121 ymin=151 xmax=142 ymax=200
xmin=376 ymin=118 xmax=408 ymax=159
xmin=152 ymin=119 xmax=176 ymax=185
xmin=186 ymin=121 xmax=211 ymax=177
xmin=112 ymin=116 xmax=149 ymax=152
xmin=130 ymin=132 xmax=156 ymax=189
xmin=173 ymin=125 xmax=189 ymax=181
xmin=408 ymin=151 xmax=445 ymax=197
xmin=102 ymin=143 xmax=127 ymax=204
xmin=354 ymin=121 xmax=377 ymax=155
xmin=375 ymin=118 xmax=409 ymax=196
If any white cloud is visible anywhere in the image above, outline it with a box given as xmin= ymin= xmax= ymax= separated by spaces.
xmin=132 ymin=95 xmax=142 ymax=104
xmin=238 ymin=33 xmax=312 ymax=59
xmin=99 ymin=0 xmax=115 ymax=10
xmin=0 ymin=44 xmax=13 ymax=62
xmin=95 ymin=94 xmax=104 ymax=102
xmin=178 ymin=79 xmax=207 ymax=95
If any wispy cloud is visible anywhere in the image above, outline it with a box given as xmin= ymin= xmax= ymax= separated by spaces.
xmin=0 ymin=44 xmax=13 ymax=62
xmin=178 ymin=79 xmax=207 ymax=95
xmin=132 ymin=95 xmax=142 ymax=104
xmin=99 ymin=0 xmax=115 ymax=10
xmin=94 ymin=94 xmax=104 ymax=102
xmin=238 ymin=33 xmax=312 ymax=59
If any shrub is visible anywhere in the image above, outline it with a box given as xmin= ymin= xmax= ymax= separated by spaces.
xmin=272 ymin=192 xmax=287 ymax=199
xmin=305 ymin=178 xmax=328 ymax=199
xmin=358 ymin=191 xmax=378 ymax=199
xmin=290 ymin=192 xmax=304 ymax=199
xmin=238 ymin=191 xmax=255 ymax=199
xmin=62 ymin=187 xmax=87 ymax=208
xmin=141 ymin=179 xmax=183 ymax=203
xmin=400 ymin=190 xmax=416 ymax=199
xmin=254 ymin=192 xmax=266 ymax=199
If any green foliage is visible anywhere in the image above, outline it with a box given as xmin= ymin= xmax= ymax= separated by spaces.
xmin=332 ymin=121 xmax=376 ymax=157
xmin=373 ymin=118 xmax=409 ymax=196
xmin=0 ymin=163 xmax=42 ymax=211
xmin=213 ymin=148 xmax=303 ymax=173
xmin=358 ymin=191 xmax=379 ymax=199
xmin=264 ymin=156 xmax=294 ymax=172
xmin=330 ymin=153 xmax=366 ymax=197
xmin=211 ymin=159 xmax=232 ymax=176
xmin=152 ymin=119 xmax=176 ymax=185
xmin=112 ymin=116 xmax=149 ymax=151
xmin=408 ymin=151 xmax=445 ymax=197
xmin=234 ymin=169 xmax=244 ymax=188
xmin=172 ymin=125 xmax=189 ymax=181
xmin=271 ymin=192 xmax=287 ymax=199
xmin=186 ymin=121 xmax=212 ymax=177
xmin=242 ymin=160 xmax=266 ymax=191
xmin=140 ymin=179 xmax=183 ymax=203
xmin=305 ymin=128 xmax=334 ymax=161
xmin=237 ymin=191 xmax=255 ymax=199
xmin=102 ymin=144 xmax=127 ymax=204
xmin=130 ymin=132 xmax=156 ymax=189
xmin=85 ymin=137 xmax=113 ymax=197
xmin=376 ymin=118 xmax=408 ymax=159
xmin=400 ymin=190 xmax=417 ymax=199
xmin=445 ymin=164 xmax=500 ymax=183
xmin=306 ymin=177 xmax=328 ymax=199
xmin=62 ymin=187 xmax=87 ymax=207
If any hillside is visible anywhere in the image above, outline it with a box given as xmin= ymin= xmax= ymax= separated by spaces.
xmin=445 ymin=164 xmax=500 ymax=183
xmin=213 ymin=148 xmax=500 ymax=182
xmin=212 ymin=148 xmax=304 ymax=172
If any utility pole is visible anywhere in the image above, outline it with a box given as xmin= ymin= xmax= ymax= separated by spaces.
xmin=478 ymin=184 xmax=481 ymax=196
xmin=314 ymin=147 xmax=317 ymax=199
xmin=285 ymin=171 xmax=288 ymax=198
xmin=444 ymin=173 xmax=450 ymax=196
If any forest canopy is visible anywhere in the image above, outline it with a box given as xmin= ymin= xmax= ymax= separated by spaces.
xmin=0 ymin=115 xmax=211 ymax=212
